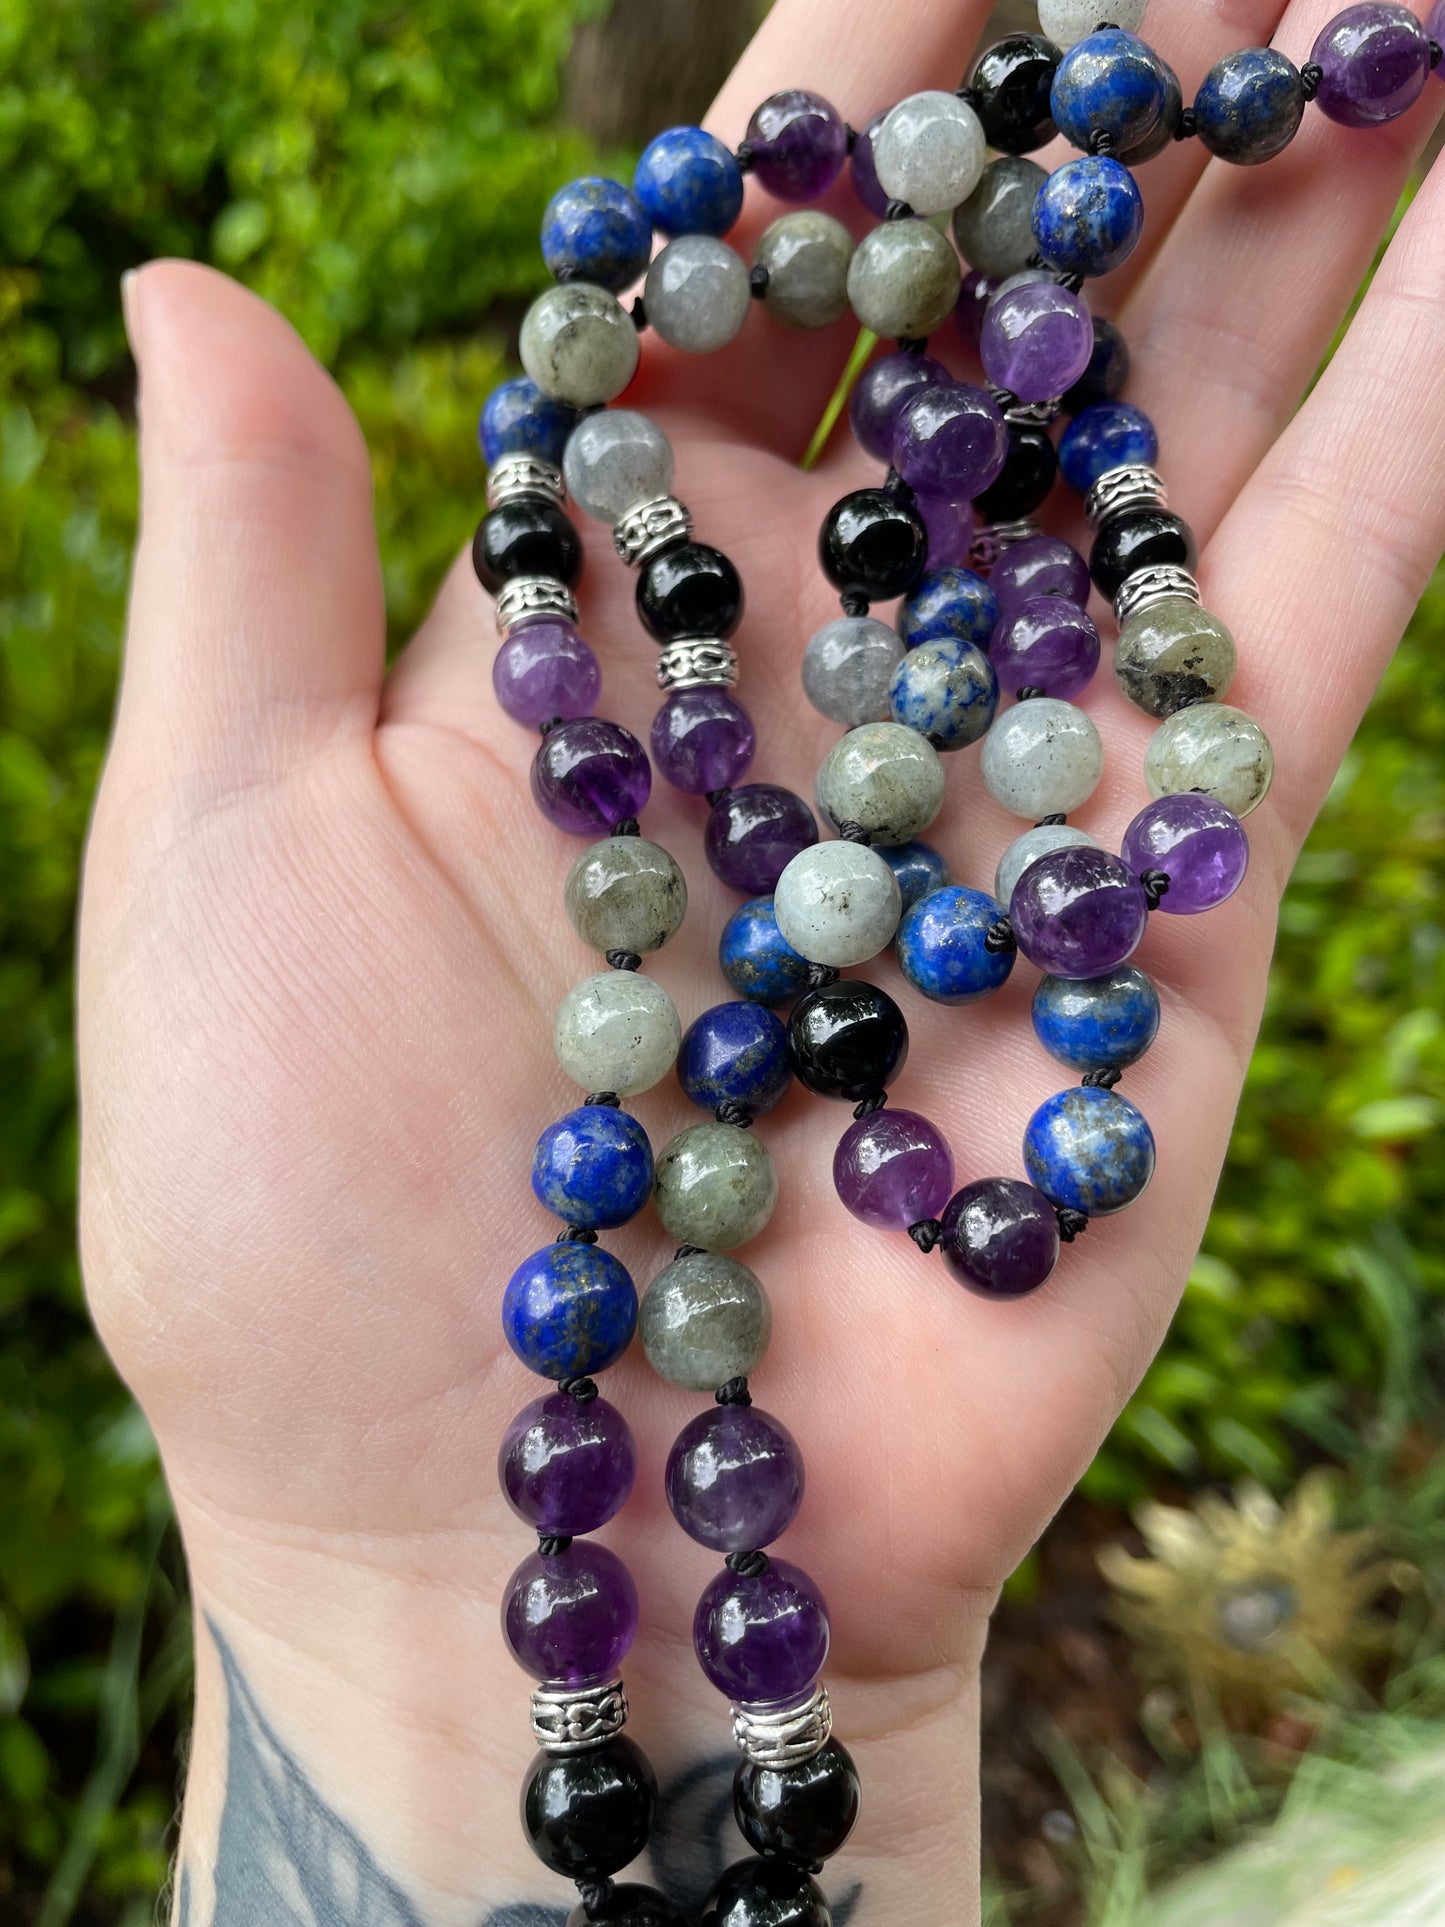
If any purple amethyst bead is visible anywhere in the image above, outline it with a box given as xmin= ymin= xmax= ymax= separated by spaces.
xmin=1121 ymin=793 xmax=1251 ymax=914
xmin=850 ymin=109 xmax=893 ymax=217
xmin=1433 ymin=3 xmax=1445 ymax=74
xmin=955 ymin=270 xmax=994 ymax=351
xmin=499 ymin=1392 xmax=637 ymax=1536
xmin=493 ymin=621 xmax=601 ymax=728
xmin=693 ymin=1557 xmax=830 ymax=1705
xmin=531 ymin=718 xmax=652 ymax=835
xmin=850 ymin=351 xmax=951 ymax=463
xmin=941 ymin=1178 xmax=1061 ymax=1298
xmin=833 ymin=1108 xmax=955 ymax=1231
xmin=1010 ymin=846 xmax=1150 ymax=979
xmin=1312 ymin=4 xmax=1432 ymax=126
xmin=990 ymin=535 xmax=1092 ymax=614
xmin=666 ymin=1406 xmax=804 ymax=1553
xmin=651 ymin=688 xmax=757 ymax=796
xmin=706 ymin=784 xmax=819 ymax=894
xmin=502 ymin=1540 xmax=639 ymax=1686
xmin=992 ymin=596 xmax=1101 ymax=701
xmin=746 ymin=90 xmax=849 ymax=201
xmin=980 ymin=283 xmax=1095 ymax=406
xmin=915 ymin=492 xmax=977 ymax=570
xmin=894 ymin=383 xmax=1009 ymax=501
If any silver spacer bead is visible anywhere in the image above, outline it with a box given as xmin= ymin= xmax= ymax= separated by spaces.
xmin=487 ymin=454 xmax=566 ymax=512
xmin=1085 ymin=464 xmax=1168 ymax=530
xmin=971 ymin=516 xmax=1040 ymax=572
xmin=495 ymin=575 xmax=579 ymax=637
xmin=989 ymin=388 xmax=1062 ymax=430
xmin=731 ymin=1682 xmax=833 ymax=1769
xmin=656 ymin=638 xmax=739 ymax=691
xmin=613 ymin=495 xmax=693 ymax=569
xmin=1114 ymin=565 xmax=1203 ymax=627
xmin=531 ymin=1677 xmax=629 ymax=1755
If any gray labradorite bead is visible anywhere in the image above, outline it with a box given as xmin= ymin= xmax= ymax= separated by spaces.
xmin=1144 ymin=703 xmax=1275 ymax=818
xmin=802 ymin=616 xmax=904 ymax=727
xmin=639 ymin=1251 xmax=772 ymax=1391
xmin=553 ymin=971 xmax=681 ymax=1096
xmin=846 ymin=219 xmax=962 ymax=341
xmin=995 ymin=824 xmax=1099 ymax=909
xmin=1115 ymin=598 xmax=1239 ymax=719
xmin=563 ymin=411 xmax=674 ymax=526
xmin=520 ymin=283 xmax=640 ymax=408
xmin=816 ymin=722 xmax=946 ymax=846
xmin=774 ymin=840 xmax=903 ymax=969
xmin=755 ymin=212 xmax=854 ymax=330
xmin=564 ymin=838 xmax=688 ymax=956
xmin=645 ymin=235 xmax=752 ymax=355
xmin=980 ymin=699 xmax=1104 ymax=820
xmin=951 ymin=156 xmax=1049 ymax=279
xmin=652 ymin=1123 xmax=778 ymax=1252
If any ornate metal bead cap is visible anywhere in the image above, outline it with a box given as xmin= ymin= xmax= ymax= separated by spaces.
xmin=1114 ymin=564 xmax=1203 ymax=627
xmin=530 ymin=1678 xmax=629 ymax=1754
xmin=970 ymin=516 xmax=1040 ymax=571
xmin=495 ymin=576 xmax=580 ymax=637
xmin=1085 ymin=464 xmax=1168 ymax=529
xmin=613 ymin=495 xmax=694 ymax=569
xmin=655 ymin=638 xmax=739 ymax=691
xmin=731 ymin=1681 xmax=833 ymax=1768
xmin=989 ymin=388 xmax=1062 ymax=429
xmin=486 ymin=454 xmax=566 ymax=512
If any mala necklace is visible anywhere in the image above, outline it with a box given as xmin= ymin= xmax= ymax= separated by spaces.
xmin=478 ymin=8 xmax=1443 ymax=1924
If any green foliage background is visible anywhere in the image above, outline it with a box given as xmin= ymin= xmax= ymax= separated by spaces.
xmin=0 ymin=0 xmax=1441 ymax=1916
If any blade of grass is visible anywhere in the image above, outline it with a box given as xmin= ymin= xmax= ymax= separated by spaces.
xmin=800 ymin=327 xmax=876 ymax=471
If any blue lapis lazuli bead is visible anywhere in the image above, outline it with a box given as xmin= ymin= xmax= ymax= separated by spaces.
xmin=1193 ymin=47 xmax=1307 ymax=166
xmin=531 ymin=1105 xmax=654 ymax=1229
xmin=719 ymin=898 xmax=810 ymax=1005
xmin=1023 ymin=1086 xmax=1156 ymax=1217
xmin=479 ymin=376 xmax=579 ymax=468
xmin=898 ymin=567 xmax=1000 ymax=651
xmin=1032 ymin=155 xmax=1144 ymax=279
xmin=889 ymin=638 xmax=999 ymax=750
xmin=880 ymin=841 xmax=952 ymax=914
xmin=1059 ymin=402 xmax=1160 ymax=495
xmin=1051 ymin=30 xmax=1167 ymax=154
xmin=678 ymin=1002 xmax=792 ymax=1115
xmin=502 ymin=1242 xmax=638 ymax=1379
xmin=1032 ymin=967 xmax=1161 ymax=1074
xmin=541 ymin=176 xmax=653 ymax=293
xmin=897 ymin=886 xmax=1015 ymax=1006
xmin=634 ymin=126 xmax=745 ymax=237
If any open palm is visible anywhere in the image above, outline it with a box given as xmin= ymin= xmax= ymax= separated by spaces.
xmin=77 ymin=1 xmax=1445 ymax=1921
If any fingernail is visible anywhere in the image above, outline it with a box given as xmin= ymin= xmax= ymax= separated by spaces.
xmin=121 ymin=268 xmax=143 ymax=355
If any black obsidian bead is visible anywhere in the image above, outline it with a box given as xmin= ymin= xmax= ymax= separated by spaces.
xmin=472 ymin=500 xmax=583 ymax=595
xmin=521 ymin=1737 xmax=658 ymax=1881
xmin=787 ymin=980 xmax=908 ymax=1101
xmin=1089 ymin=510 xmax=1198 ymax=600
xmin=818 ymin=488 xmax=928 ymax=604
xmin=971 ymin=425 xmax=1058 ymax=523
xmin=566 ymin=1885 xmax=690 ymax=1927
xmin=637 ymin=542 xmax=744 ymax=641
xmin=969 ymin=33 xmax=1061 ymax=155
xmin=699 ymin=1858 xmax=832 ymax=1927
xmin=1062 ymin=317 xmax=1132 ymax=416
xmin=734 ymin=1738 xmax=862 ymax=1866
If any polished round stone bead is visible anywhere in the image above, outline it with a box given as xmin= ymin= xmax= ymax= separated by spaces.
xmin=734 ymin=1737 xmax=862 ymax=1866
xmin=818 ymin=489 xmax=929 ymax=604
xmin=849 ymin=350 xmax=950 ymax=462
xmin=952 ymin=156 xmax=1049 ymax=278
xmin=955 ymin=267 xmax=994 ymax=349
xmin=817 ymin=722 xmax=946 ymax=844
xmin=667 ymin=1405 xmax=804 ymax=1553
xmin=894 ymin=382 xmax=1008 ymax=502
xmin=651 ymin=688 xmax=756 ymax=796
xmin=994 ymin=823 xmax=1098 ymax=909
xmin=847 ymin=219 xmax=963 ymax=339
xmin=502 ymin=1242 xmax=639 ymax=1380
xmin=473 ymin=499 xmax=583 ymax=595
xmin=564 ymin=410 xmax=674 ymax=525
xmin=1144 ymin=703 xmax=1274 ymax=817
xmin=992 ymin=598 xmax=1101 ymax=702
xmin=746 ymin=89 xmax=849 ymax=201
xmin=532 ymin=719 xmax=651 ymax=835
xmin=499 ymin=1391 xmax=637 ymax=1535
xmin=719 ymin=897 xmax=810 ymax=1006
xmin=638 ymin=541 xmax=744 ymax=641
xmin=565 ymin=837 xmax=687 ymax=956
xmin=897 ymin=885 xmax=1015 ymax=1005
xmin=652 ymin=1122 xmax=778 ymax=1251
xmin=888 ymin=638 xmax=999 ymax=749
xmin=678 ymin=1002 xmax=792 ymax=1116
xmin=1032 ymin=965 xmax=1161 ymax=1073
xmin=970 ymin=33 xmax=1062 ymax=154
xmin=1434 ymin=1 xmax=1445 ymax=71
xmin=554 ymin=971 xmax=682 ymax=1096
xmin=899 ymin=566 xmax=999 ymax=651
xmin=700 ymin=1859 xmax=831 ymax=1927
xmin=542 ymin=177 xmax=652 ymax=292
xmin=493 ymin=622 xmax=600 ymax=728
xmin=522 ymin=1735 xmax=656 ymax=1880
xmin=694 ymin=1558 xmax=829 ymax=1704
xmin=1062 ymin=317 xmax=1131 ymax=415
xmin=874 ymin=90 xmax=987 ymax=215
xmin=1024 ymin=1086 xmax=1156 ymax=1215
xmin=972 ymin=425 xmax=1061 ymax=525
xmin=775 ymin=840 xmax=903 ymax=968
xmin=640 ymin=1250 xmax=772 ymax=1392
xmin=480 ymin=376 xmax=579 ymax=467
xmin=532 ymin=1104 xmax=655 ymax=1229
xmin=915 ymin=491 xmax=977 ymax=569
xmin=981 ymin=282 xmax=1094 ymax=405
xmin=787 ymin=980 xmax=909 ymax=1101
xmin=1051 ymin=29 xmax=1167 ymax=153
xmin=755 ymin=211 xmax=854 ymax=329
xmin=1059 ymin=401 xmax=1159 ymax=495
xmin=1009 ymin=845 xmax=1149 ymax=978
xmin=646 ymin=234 xmax=752 ymax=355
xmin=1032 ymin=156 xmax=1145 ymax=279
xmin=1312 ymin=4 xmax=1432 ymax=127
xmin=833 ymin=1107 xmax=954 ymax=1230
xmin=849 ymin=109 xmax=892 ymax=217
xmin=520 ymin=283 xmax=640 ymax=407
xmin=1118 ymin=57 xmax=1184 ymax=163
xmin=504 ymin=1540 xmax=640 ymax=1687
xmin=941 ymin=1178 xmax=1061 ymax=1297
xmin=707 ymin=785 xmax=819 ymax=895
xmin=634 ymin=125 xmax=744 ymax=237
xmin=1115 ymin=597 xmax=1238 ymax=717
xmin=1195 ymin=47 xmax=1306 ymax=164
xmin=802 ymin=616 xmax=905 ymax=727
xmin=991 ymin=535 xmax=1092 ymax=614
xmin=1090 ymin=509 xmax=1197 ymax=600
xmin=1122 ymin=793 xmax=1251 ymax=914
xmin=881 ymin=839 xmax=952 ymax=912
xmin=567 ymin=1885 xmax=689 ymax=1927
xmin=1039 ymin=0 xmax=1148 ymax=45
xmin=981 ymin=698 xmax=1104 ymax=820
